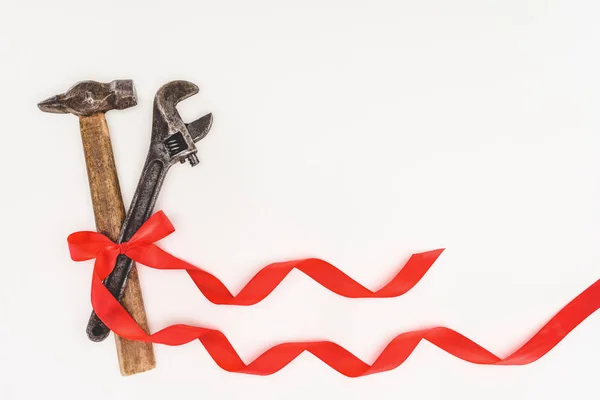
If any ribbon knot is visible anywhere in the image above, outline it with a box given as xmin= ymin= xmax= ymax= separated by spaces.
xmin=67 ymin=210 xmax=176 ymax=280
xmin=118 ymin=241 xmax=131 ymax=255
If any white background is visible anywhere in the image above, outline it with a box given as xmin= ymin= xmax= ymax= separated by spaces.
xmin=1 ymin=0 xmax=600 ymax=399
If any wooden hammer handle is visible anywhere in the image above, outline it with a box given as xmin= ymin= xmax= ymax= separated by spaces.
xmin=78 ymin=113 xmax=156 ymax=376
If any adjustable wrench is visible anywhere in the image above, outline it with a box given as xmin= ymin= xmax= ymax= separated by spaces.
xmin=86 ymin=80 xmax=213 ymax=341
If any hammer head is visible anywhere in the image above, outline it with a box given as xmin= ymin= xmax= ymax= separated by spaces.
xmin=38 ymin=80 xmax=137 ymax=116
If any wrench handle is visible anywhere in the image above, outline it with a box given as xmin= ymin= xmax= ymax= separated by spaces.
xmin=78 ymin=114 xmax=156 ymax=375
xmin=86 ymin=155 xmax=168 ymax=342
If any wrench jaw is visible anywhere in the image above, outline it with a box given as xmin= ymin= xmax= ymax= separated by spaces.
xmin=186 ymin=113 xmax=213 ymax=144
xmin=151 ymin=80 xmax=213 ymax=167
xmin=174 ymin=112 xmax=213 ymax=165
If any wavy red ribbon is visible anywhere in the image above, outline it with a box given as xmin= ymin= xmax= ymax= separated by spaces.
xmin=68 ymin=211 xmax=599 ymax=376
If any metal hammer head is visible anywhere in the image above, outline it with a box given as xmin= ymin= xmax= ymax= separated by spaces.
xmin=38 ymin=80 xmax=137 ymax=116
xmin=151 ymin=80 xmax=213 ymax=167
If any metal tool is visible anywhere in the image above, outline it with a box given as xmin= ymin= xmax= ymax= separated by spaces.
xmin=86 ymin=80 xmax=213 ymax=342
xmin=38 ymin=80 xmax=156 ymax=376
xmin=38 ymin=80 xmax=136 ymax=116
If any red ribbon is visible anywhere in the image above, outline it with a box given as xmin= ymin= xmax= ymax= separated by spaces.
xmin=68 ymin=211 xmax=600 ymax=376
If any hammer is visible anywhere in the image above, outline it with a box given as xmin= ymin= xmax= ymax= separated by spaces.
xmin=38 ymin=80 xmax=156 ymax=376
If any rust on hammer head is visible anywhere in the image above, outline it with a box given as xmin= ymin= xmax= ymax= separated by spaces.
xmin=38 ymin=79 xmax=137 ymax=116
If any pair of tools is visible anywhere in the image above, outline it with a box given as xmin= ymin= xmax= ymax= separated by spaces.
xmin=38 ymin=80 xmax=213 ymax=376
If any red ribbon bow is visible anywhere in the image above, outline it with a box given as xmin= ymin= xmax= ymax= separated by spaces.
xmin=67 ymin=211 xmax=600 ymax=376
